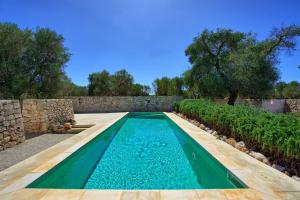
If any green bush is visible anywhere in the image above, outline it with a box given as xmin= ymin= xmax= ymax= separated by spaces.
xmin=177 ymin=99 xmax=300 ymax=159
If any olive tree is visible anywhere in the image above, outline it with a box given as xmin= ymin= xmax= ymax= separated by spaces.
xmin=0 ymin=23 xmax=32 ymax=98
xmin=26 ymin=28 xmax=70 ymax=98
xmin=185 ymin=25 xmax=300 ymax=105
xmin=88 ymin=70 xmax=112 ymax=95
xmin=111 ymin=69 xmax=134 ymax=96
xmin=153 ymin=76 xmax=184 ymax=96
xmin=131 ymin=84 xmax=150 ymax=96
xmin=88 ymin=69 xmax=149 ymax=96
xmin=0 ymin=23 xmax=70 ymax=99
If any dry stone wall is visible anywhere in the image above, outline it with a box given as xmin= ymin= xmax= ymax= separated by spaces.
xmin=22 ymin=99 xmax=74 ymax=134
xmin=69 ymin=96 xmax=183 ymax=113
xmin=285 ymin=99 xmax=300 ymax=113
xmin=0 ymin=100 xmax=25 ymax=151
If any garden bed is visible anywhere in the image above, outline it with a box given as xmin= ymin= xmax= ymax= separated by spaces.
xmin=174 ymin=99 xmax=300 ymax=178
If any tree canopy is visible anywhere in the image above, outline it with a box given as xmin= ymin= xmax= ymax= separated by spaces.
xmin=111 ymin=69 xmax=134 ymax=96
xmin=88 ymin=69 xmax=150 ymax=96
xmin=1 ymin=22 xmax=299 ymax=100
xmin=58 ymin=74 xmax=88 ymax=96
xmin=273 ymin=81 xmax=300 ymax=99
xmin=185 ymin=25 xmax=300 ymax=105
xmin=0 ymin=23 xmax=31 ymax=98
xmin=0 ymin=23 xmax=70 ymax=99
xmin=131 ymin=84 xmax=151 ymax=96
xmin=153 ymin=76 xmax=184 ymax=96
xmin=88 ymin=70 xmax=112 ymax=96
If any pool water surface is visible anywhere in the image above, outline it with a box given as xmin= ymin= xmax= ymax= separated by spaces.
xmin=85 ymin=114 xmax=201 ymax=189
xmin=27 ymin=112 xmax=246 ymax=189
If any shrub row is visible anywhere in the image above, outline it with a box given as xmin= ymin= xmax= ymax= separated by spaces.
xmin=175 ymin=99 xmax=300 ymax=159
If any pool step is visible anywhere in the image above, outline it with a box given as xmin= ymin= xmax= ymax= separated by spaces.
xmin=72 ymin=124 xmax=94 ymax=128
xmin=66 ymin=128 xmax=88 ymax=134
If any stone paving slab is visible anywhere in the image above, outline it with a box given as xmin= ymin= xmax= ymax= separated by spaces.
xmin=0 ymin=112 xmax=299 ymax=199
xmin=0 ymin=134 xmax=74 ymax=171
xmin=74 ymin=113 xmax=127 ymax=125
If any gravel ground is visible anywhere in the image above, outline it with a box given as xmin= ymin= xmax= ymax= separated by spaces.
xmin=0 ymin=133 xmax=74 ymax=171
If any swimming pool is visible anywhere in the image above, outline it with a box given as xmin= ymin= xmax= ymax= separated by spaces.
xmin=27 ymin=112 xmax=246 ymax=189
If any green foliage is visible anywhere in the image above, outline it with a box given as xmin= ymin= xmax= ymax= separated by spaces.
xmin=131 ymin=84 xmax=150 ymax=96
xmin=88 ymin=69 xmax=150 ymax=96
xmin=183 ymin=69 xmax=226 ymax=98
xmin=274 ymin=81 xmax=300 ymax=99
xmin=69 ymin=85 xmax=88 ymax=96
xmin=0 ymin=23 xmax=32 ymax=98
xmin=58 ymin=75 xmax=88 ymax=96
xmin=88 ymin=70 xmax=112 ymax=95
xmin=177 ymin=99 xmax=300 ymax=159
xmin=111 ymin=69 xmax=134 ymax=96
xmin=185 ymin=28 xmax=247 ymax=104
xmin=185 ymin=25 xmax=300 ymax=105
xmin=27 ymin=28 xmax=70 ymax=98
xmin=0 ymin=23 xmax=70 ymax=99
xmin=153 ymin=76 xmax=183 ymax=96
xmin=153 ymin=77 xmax=169 ymax=96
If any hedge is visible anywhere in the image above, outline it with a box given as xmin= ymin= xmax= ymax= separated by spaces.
xmin=175 ymin=99 xmax=300 ymax=159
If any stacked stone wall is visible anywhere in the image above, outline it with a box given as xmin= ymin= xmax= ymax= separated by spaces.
xmin=68 ymin=96 xmax=183 ymax=113
xmin=22 ymin=99 xmax=74 ymax=134
xmin=285 ymin=99 xmax=300 ymax=113
xmin=0 ymin=100 xmax=25 ymax=151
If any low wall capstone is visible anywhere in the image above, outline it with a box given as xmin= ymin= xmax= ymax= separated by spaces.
xmin=68 ymin=96 xmax=183 ymax=113
xmin=0 ymin=100 xmax=25 ymax=151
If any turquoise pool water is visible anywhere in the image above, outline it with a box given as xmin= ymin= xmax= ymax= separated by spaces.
xmin=85 ymin=114 xmax=200 ymax=189
xmin=27 ymin=112 xmax=246 ymax=189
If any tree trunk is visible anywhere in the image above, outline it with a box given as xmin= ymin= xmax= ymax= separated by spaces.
xmin=227 ymin=90 xmax=238 ymax=105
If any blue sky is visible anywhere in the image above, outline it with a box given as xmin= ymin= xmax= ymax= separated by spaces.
xmin=1 ymin=0 xmax=299 ymax=87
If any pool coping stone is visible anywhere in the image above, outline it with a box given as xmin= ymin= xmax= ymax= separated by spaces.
xmin=0 ymin=112 xmax=299 ymax=199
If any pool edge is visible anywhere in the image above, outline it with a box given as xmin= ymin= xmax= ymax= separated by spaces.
xmin=0 ymin=112 xmax=299 ymax=199
xmin=0 ymin=113 xmax=129 ymax=194
xmin=164 ymin=112 xmax=300 ymax=198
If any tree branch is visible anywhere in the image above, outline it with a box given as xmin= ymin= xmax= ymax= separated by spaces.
xmin=216 ymin=41 xmax=225 ymax=57
xmin=201 ymin=37 xmax=215 ymax=57
xmin=264 ymin=35 xmax=283 ymax=56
